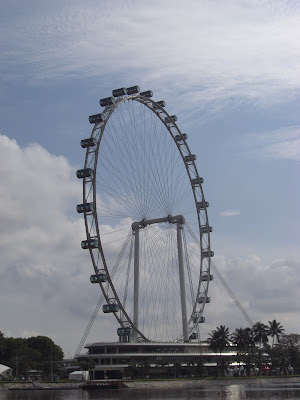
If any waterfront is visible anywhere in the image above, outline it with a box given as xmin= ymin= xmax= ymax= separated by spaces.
xmin=1 ymin=378 xmax=300 ymax=400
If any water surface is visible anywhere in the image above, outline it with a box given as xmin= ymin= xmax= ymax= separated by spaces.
xmin=2 ymin=382 xmax=300 ymax=400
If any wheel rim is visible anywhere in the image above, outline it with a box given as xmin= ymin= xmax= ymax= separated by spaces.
xmin=80 ymin=92 xmax=212 ymax=342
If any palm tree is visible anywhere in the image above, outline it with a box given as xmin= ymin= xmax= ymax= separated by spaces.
xmin=252 ymin=322 xmax=269 ymax=349
xmin=231 ymin=328 xmax=251 ymax=352
xmin=208 ymin=325 xmax=231 ymax=353
xmin=252 ymin=322 xmax=269 ymax=374
xmin=231 ymin=327 xmax=255 ymax=376
xmin=268 ymin=320 xmax=284 ymax=347
xmin=208 ymin=325 xmax=231 ymax=376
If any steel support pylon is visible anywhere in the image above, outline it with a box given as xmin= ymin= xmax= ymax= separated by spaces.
xmin=131 ymin=215 xmax=189 ymax=342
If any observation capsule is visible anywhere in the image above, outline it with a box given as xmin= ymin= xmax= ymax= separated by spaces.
xmin=126 ymin=85 xmax=140 ymax=95
xmin=174 ymin=134 xmax=188 ymax=142
xmin=201 ymin=272 xmax=214 ymax=281
xmin=191 ymin=177 xmax=204 ymax=186
xmin=76 ymin=168 xmax=93 ymax=179
xmin=197 ymin=201 xmax=209 ymax=210
xmin=99 ymin=96 xmax=116 ymax=107
xmin=202 ymin=250 xmax=214 ymax=258
xmin=103 ymin=304 xmax=120 ymax=313
xmin=118 ymin=327 xmax=134 ymax=335
xmin=189 ymin=332 xmax=198 ymax=340
xmin=165 ymin=115 xmax=177 ymax=123
xmin=153 ymin=100 xmax=166 ymax=109
xmin=76 ymin=202 xmax=94 ymax=213
xmin=81 ymin=238 xmax=98 ymax=249
xmin=198 ymin=295 xmax=211 ymax=303
xmin=192 ymin=314 xmax=206 ymax=323
xmin=89 ymin=113 xmax=104 ymax=124
xmin=112 ymin=88 xmax=127 ymax=97
xmin=140 ymin=90 xmax=153 ymax=98
xmin=201 ymin=225 xmax=213 ymax=234
xmin=184 ymin=154 xmax=197 ymax=163
xmin=90 ymin=273 xmax=107 ymax=283
xmin=117 ymin=328 xmax=125 ymax=336
xmin=192 ymin=314 xmax=199 ymax=323
xmin=81 ymin=137 xmax=97 ymax=148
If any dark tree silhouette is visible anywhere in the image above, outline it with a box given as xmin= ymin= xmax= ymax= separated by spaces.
xmin=252 ymin=322 xmax=269 ymax=349
xmin=208 ymin=325 xmax=231 ymax=376
xmin=268 ymin=319 xmax=284 ymax=347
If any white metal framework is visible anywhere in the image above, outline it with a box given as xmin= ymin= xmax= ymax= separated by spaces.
xmin=77 ymin=87 xmax=213 ymax=343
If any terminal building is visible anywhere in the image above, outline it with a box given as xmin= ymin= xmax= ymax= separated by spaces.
xmin=76 ymin=341 xmax=239 ymax=379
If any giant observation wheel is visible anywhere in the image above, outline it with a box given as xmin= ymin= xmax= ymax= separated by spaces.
xmin=76 ymin=86 xmax=214 ymax=343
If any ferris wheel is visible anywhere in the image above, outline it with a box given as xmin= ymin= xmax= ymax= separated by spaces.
xmin=76 ymin=86 xmax=213 ymax=343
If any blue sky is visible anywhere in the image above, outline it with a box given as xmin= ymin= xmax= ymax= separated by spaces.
xmin=0 ymin=0 xmax=299 ymax=357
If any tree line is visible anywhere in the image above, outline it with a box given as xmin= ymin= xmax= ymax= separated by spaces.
xmin=1 ymin=320 xmax=299 ymax=380
xmin=0 ymin=332 xmax=64 ymax=378
xmin=207 ymin=319 xmax=300 ymax=376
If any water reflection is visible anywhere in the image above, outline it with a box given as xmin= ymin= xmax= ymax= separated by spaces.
xmin=3 ymin=383 xmax=300 ymax=400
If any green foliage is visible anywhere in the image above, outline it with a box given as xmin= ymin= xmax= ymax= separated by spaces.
xmin=252 ymin=322 xmax=269 ymax=348
xmin=231 ymin=327 xmax=254 ymax=352
xmin=207 ymin=325 xmax=231 ymax=377
xmin=77 ymin=358 xmax=96 ymax=371
xmin=207 ymin=320 xmax=294 ymax=376
xmin=0 ymin=333 xmax=64 ymax=377
xmin=267 ymin=320 xmax=285 ymax=347
xmin=208 ymin=325 xmax=230 ymax=354
xmin=271 ymin=334 xmax=300 ymax=371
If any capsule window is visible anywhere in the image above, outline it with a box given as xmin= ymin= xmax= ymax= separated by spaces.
xmin=76 ymin=168 xmax=93 ymax=179
xmin=103 ymin=304 xmax=120 ymax=313
xmin=140 ymin=90 xmax=153 ymax=98
xmin=198 ymin=295 xmax=211 ymax=303
xmin=184 ymin=154 xmax=196 ymax=163
xmin=81 ymin=238 xmax=98 ymax=249
xmin=197 ymin=201 xmax=209 ymax=210
xmin=112 ymin=88 xmax=127 ymax=97
xmin=153 ymin=100 xmax=166 ymax=109
xmin=89 ymin=113 xmax=104 ymax=124
xmin=99 ymin=97 xmax=116 ymax=107
xmin=190 ymin=333 xmax=198 ymax=339
xmin=191 ymin=177 xmax=204 ymax=186
xmin=201 ymin=273 xmax=214 ymax=281
xmin=165 ymin=115 xmax=177 ymax=123
xmin=90 ymin=273 xmax=107 ymax=283
xmin=174 ymin=134 xmax=188 ymax=142
xmin=126 ymin=86 xmax=140 ymax=95
xmin=202 ymin=250 xmax=214 ymax=258
xmin=201 ymin=225 xmax=213 ymax=234
xmin=76 ymin=203 xmax=94 ymax=213
xmin=81 ymin=137 xmax=97 ymax=148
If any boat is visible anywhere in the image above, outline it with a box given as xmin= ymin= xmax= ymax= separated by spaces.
xmin=80 ymin=380 xmax=127 ymax=390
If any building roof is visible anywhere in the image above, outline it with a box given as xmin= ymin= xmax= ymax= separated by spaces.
xmin=85 ymin=341 xmax=209 ymax=348
xmin=0 ymin=364 xmax=12 ymax=374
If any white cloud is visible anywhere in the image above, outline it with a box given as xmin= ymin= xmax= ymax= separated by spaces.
xmin=200 ymin=254 xmax=300 ymax=338
xmin=220 ymin=209 xmax=240 ymax=217
xmin=0 ymin=134 xmax=298 ymax=353
xmin=0 ymin=134 xmax=96 ymax=354
xmin=1 ymin=0 xmax=299 ymax=112
xmin=250 ymin=125 xmax=300 ymax=161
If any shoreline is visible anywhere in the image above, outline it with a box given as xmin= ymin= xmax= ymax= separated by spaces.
xmin=125 ymin=376 xmax=300 ymax=389
xmin=2 ymin=375 xmax=299 ymax=391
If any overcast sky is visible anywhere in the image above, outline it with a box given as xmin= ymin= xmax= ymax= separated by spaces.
xmin=0 ymin=0 xmax=299 ymax=358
